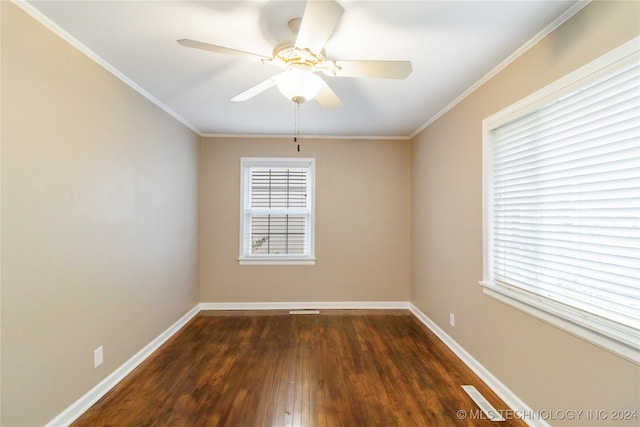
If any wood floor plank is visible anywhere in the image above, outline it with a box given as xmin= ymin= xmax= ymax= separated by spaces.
xmin=72 ymin=310 xmax=527 ymax=427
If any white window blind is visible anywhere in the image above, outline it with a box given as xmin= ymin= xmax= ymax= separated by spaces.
xmin=482 ymin=38 xmax=640 ymax=362
xmin=239 ymin=158 xmax=315 ymax=264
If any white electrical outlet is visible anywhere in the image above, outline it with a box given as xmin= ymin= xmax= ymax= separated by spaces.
xmin=450 ymin=313 xmax=455 ymax=327
xmin=94 ymin=346 xmax=103 ymax=368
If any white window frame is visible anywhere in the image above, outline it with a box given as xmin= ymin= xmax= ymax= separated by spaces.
xmin=481 ymin=37 xmax=640 ymax=364
xmin=239 ymin=157 xmax=316 ymax=265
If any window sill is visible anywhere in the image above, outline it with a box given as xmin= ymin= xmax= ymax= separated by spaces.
xmin=479 ymin=280 xmax=639 ymax=365
xmin=238 ymin=257 xmax=316 ymax=266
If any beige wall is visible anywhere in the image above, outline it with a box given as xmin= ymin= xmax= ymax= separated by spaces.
xmin=199 ymin=137 xmax=410 ymax=303
xmin=3 ymin=0 xmax=638 ymax=425
xmin=1 ymin=3 xmax=200 ymax=426
xmin=411 ymin=1 xmax=640 ymax=425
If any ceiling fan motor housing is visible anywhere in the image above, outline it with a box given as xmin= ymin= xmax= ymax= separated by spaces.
xmin=273 ymin=42 xmax=325 ymax=68
xmin=177 ymin=0 xmax=408 ymax=108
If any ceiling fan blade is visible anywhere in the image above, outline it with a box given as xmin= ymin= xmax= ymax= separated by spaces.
xmin=295 ymin=0 xmax=344 ymax=55
xmin=333 ymin=60 xmax=413 ymax=79
xmin=230 ymin=76 xmax=279 ymax=102
xmin=315 ymin=79 xmax=342 ymax=109
xmin=177 ymin=39 xmax=269 ymax=62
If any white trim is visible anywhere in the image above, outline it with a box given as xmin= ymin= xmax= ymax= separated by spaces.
xmin=11 ymin=0 xmax=201 ymax=136
xmin=483 ymin=35 xmax=640 ymax=129
xmin=481 ymin=36 xmax=640 ymax=365
xmin=238 ymin=258 xmax=316 ymax=265
xmin=410 ymin=0 xmax=590 ymax=139
xmin=13 ymin=0 xmax=590 ymax=141
xmin=46 ymin=301 xmax=545 ymax=427
xmin=239 ymin=157 xmax=316 ymax=263
xmin=201 ymin=133 xmax=411 ymax=141
xmin=12 ymin=0 xmax=410 ymax=141
xmin=408 ymin=304 xmax=549 ymax=427
xmin=199 ymin=301 xmax=410 ymax=311
xmin=482 ymin=284 xmax=640 ymax=365
xmin=44 ymin=305 xmax=200 ymax=427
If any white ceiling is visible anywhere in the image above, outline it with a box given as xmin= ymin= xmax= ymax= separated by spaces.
xmin=23 ymin=0 xmax=582 ymax=138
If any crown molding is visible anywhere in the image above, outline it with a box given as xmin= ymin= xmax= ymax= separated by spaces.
xmin=410 ymin=0 xmax=591 ymax=139
xmin=12 ymin=0 xmax=201 ymax=136
xmin=200 ymin=133 xmax=411 ymax=141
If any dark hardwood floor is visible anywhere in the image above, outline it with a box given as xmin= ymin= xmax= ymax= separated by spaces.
xmin=72 ymin=310 xmax=527 ymax=426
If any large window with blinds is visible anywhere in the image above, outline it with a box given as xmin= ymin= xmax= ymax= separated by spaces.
xmin=239 ymin=158 xmax=315 ymax=265
xmin=481 ymin=38 xmax=639 ymax=363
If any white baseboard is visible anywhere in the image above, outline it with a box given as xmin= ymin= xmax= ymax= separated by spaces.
xmin=199 ymin=301 xmax=410 ymax=310
xmin=45 ymin=304 xmax=200 ymax=427
xmin=408 ymin=303 xmax=549 ymax=427
xmin=47 ymin=301 xmax=540 ymax=427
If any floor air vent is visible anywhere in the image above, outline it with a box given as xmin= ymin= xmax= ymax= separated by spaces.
xmin=461 ymin=385 xmax=505 ymax=421
xmin=289 ymin=310 xmax=320 ymax=315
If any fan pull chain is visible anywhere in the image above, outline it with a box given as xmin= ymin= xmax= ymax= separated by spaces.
xmin=294 ymin=102 xmax=300 ymax=152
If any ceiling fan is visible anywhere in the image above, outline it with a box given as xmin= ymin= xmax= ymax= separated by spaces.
xmin=177 ymin=0 xmax=412 ymax=109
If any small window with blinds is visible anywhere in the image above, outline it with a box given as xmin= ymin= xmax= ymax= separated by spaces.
xmin=481 ymin=38 xmax=639 ymax=363
xmin=239 ymin=158 xmax=315 ymax=265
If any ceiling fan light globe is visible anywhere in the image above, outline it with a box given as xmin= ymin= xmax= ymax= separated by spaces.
xmin=276 ymin=67 xmax=322 ymax=103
